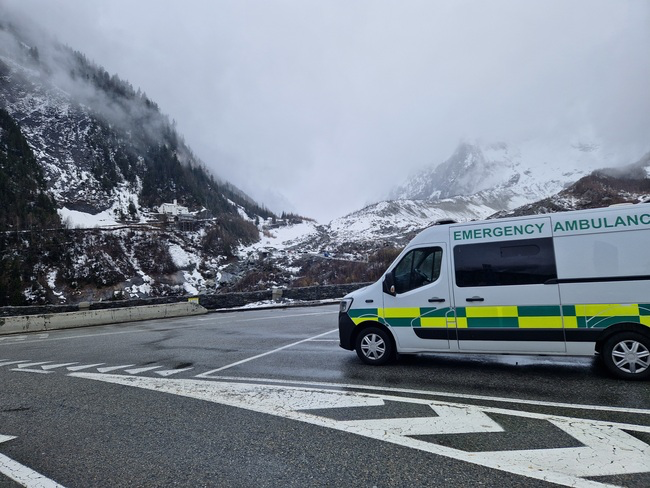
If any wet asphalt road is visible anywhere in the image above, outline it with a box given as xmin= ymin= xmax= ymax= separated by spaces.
xmin=0 ymin=304 xmax=649 ymax=488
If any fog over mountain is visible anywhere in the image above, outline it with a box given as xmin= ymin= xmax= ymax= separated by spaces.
xmin=2 ymin=0 xmax=649 ymax=222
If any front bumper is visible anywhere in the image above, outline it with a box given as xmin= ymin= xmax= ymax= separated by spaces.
xmin=338 ymin=312 xmax=356 ymax=350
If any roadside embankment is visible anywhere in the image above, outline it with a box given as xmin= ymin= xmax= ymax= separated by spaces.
xmin=0 ymin=302 xmax=207 ymax=335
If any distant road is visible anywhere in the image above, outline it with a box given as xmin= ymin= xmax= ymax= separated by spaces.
xmin=1 ymin=305 xmax=648 ymax=488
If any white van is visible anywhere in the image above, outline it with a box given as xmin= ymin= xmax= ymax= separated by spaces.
xmin=338 ymin=204 xmax=650 ymax=379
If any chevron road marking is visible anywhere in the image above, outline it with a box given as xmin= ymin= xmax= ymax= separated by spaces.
xmin=0 ymin=435 xmax=66 ymax=488
xmin=69 ymin=373 xmax=650 ymax=488
xmin=96 ymin=365 xmax=135 ymax=373
xmin=124 ymin=366 xmax=162 ymax=374
xmin=155 ymin=367 xmax=194 ymax=377
xmin=0 ymin=360 xmax=31 ymax=367
xmin=66 ymin=363 xmax=105 ymax=371
xmin=41 ymin=363 xmax=79 ymax=370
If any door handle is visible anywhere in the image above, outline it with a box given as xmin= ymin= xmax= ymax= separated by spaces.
xmin=428 ymin=297 xmax=446 ymax=303
xmin=466 ymin=296 xmax=485 ymax=302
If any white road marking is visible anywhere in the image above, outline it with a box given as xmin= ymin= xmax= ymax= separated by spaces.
xmin=339 ymin=405 xmax=504 ymax=436
xmin=69 ymin=373 xmax=650 ymax=488
xmin=0 ymin=434 xmax=66 ymax=488
xmin=66 ymin=364 xmax=105 ymax=371
xmin=0 ymin=360 xmax=31 ymax=367
xmin=124 ymin=366 xmax=162 ymax=374
xmin=195 ymin=329 xmax=338 ymax=375
xmin=205 ymin=375 xmax=650 ymax=416
xmin=10 ymin=369 xmax=53 ymax=374
xmin=96 ymin=365 xmax=135 ymax=373
xmin=155 ymin=367 xmax=194 ymax=377
xmin=41 ymin=363 xmax=79 ymax=370
xmin=16 ymin=362 xmax=52 ymax=369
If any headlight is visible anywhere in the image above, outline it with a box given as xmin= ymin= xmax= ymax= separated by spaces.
xmin=339 ymin=298 xmax=354 ymax=314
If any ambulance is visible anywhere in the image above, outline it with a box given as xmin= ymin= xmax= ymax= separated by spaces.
xmin=338 ymin=204 xmax=650 ymax=379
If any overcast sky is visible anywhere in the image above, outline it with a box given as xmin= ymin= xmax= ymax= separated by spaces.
xmin=3 ymin=0 xmax=650 ymax=222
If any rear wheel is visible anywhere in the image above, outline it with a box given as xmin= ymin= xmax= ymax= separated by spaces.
xmin=355 ymin=327 xmax=394 ymax=365
xmin=602 ymin=332 xmax=650 ymax=380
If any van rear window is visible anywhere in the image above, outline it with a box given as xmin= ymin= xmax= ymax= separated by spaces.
xmin=454 ymin=237 xmax=557 ymax=287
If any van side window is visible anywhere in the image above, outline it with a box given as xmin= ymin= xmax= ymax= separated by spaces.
xmin=454 ymin=238 xmax=557 ymax=287
xmin=393 ymin=247 xmax=443 ymax=294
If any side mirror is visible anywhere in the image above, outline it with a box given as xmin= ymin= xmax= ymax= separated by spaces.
xmin=383 ymin=272 xmax=396 ymax=296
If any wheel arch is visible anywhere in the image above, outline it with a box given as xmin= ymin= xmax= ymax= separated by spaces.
xmin=352 ymin=320 xmax=397 ymax=352
xmin=595 ymin=322 xmax=650 ymax=354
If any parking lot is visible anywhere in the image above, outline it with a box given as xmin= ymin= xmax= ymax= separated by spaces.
xmin=1 ymin=305 xmax=649 ymax=487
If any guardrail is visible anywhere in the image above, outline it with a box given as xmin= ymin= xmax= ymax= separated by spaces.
xmin=0 ymin=283 xmax=371 ymax=335
xmin=0 ymin=302 xmax=207 ymax=335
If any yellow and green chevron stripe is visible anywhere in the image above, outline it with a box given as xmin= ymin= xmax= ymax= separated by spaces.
xmin=346 ymin=304 xmax=650 ymax=329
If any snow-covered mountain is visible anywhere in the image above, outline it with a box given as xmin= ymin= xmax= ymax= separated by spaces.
xmin=0 ymin=20 xmax=272 ymax=225
xmin=390 ymin=141 xmax=612 ymax=207
xmin=0 ymin=18 xmax=278 ymax=305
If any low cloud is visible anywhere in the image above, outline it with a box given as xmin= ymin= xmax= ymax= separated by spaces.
xmin=2 ymin=0 xmax=649 ymax=222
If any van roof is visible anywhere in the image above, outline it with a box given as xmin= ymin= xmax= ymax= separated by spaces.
xmin=409 ymin=203 xmax=650 ymax=246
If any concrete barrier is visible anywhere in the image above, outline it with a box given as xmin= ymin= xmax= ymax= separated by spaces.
xmin=0 ymin=302 xmax=207 ymax=336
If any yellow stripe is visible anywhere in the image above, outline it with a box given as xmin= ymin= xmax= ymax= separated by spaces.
xmin=381 ymin=307 xmax=420 ymax=318
xmin=640 ymin=317 xmax=650 ymax=327
xmin=420 ymin=317 xmax=448 ymax=328
xmin=465 ymin=306 xmax=518 ymax=318
xmin=518 ymin=317 xmax=563 ymax=329
xmin=575 ymin=304 xmax=639 ymax=316
xmin=456 ymin=317 xmax=468 ymax=328
xmin=562 ymin=316 xmax=578 ymax=329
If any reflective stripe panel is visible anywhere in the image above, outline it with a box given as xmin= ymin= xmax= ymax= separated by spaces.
xmin=465 ymin=306 xmax=518 ymax=318
xmin=346 ymin=304 xmax=650 ymax=331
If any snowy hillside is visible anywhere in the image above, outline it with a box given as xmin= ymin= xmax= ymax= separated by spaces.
xmin=390 ymin=141 xmax=614 ymax=206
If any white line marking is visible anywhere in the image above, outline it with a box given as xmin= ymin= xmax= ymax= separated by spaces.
xmin=70 ymin=373 xmax=649 ymax=488
xmin=196 ymin=329 xmax=338 ymax=376
xmin=0 ymin=360 xmax=31 ymax=367
xmin=41 ymin=363 xmax=79 ymax=370
xmin=124 ymin=366 xmax=163 ymax=374
xmin=308 ymin=339 xmax=339 ymax=342
xmin=205 ymin=375 xmax=650 ymax=416
xmin=155 ymin=367 xmax=194 ymax=377
xmin=0 ymin=435 xmax=66 ymax=487
xmin=16 ymin=362 xmax=52 ymax=369
xmin=96 ymin=365 xmax=135 ymax=373
xmin=66 ymin=363 xmax=105 ymax=371
xmin=10 ymin=368 xmax=53 ymax=374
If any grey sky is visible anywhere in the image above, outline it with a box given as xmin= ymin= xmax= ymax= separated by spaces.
xmin=3 ymin=0 xmax=650 ymax=222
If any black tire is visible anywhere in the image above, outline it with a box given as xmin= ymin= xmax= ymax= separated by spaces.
xmin=602 ymin=332 xmax=650 ymax=380
xmin=355 ymin=326 xmax=394 ymax=365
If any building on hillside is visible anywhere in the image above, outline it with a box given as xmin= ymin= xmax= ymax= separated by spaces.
xmin=158 ymin=199 xmax=189 ymax=216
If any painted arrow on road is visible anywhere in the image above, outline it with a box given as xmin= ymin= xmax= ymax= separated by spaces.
xmin=69 ymin=372 xmax=650 ymax=488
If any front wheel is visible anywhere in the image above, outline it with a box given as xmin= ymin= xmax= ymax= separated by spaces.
xmin=355 ymin=327 xmax=394 ymax=365
xmin=602 ymin=332 xmax=650 ymax=380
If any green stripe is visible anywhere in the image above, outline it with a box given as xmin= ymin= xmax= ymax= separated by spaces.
xmin=467 ymin=317 xmax=520 ymax=328
xmin=639 ymin=305 xmax=650 ymax=316
xmin=348 ymin=308 xmax=378 ymax=318
xmin=562 ymin=305 xmax=576 ymax=316
xmin=517 ymin=305 xmax=562 ymax=317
